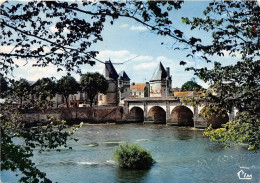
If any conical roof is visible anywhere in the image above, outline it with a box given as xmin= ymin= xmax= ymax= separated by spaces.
xmin=104 ymin=60 xmax=118 ymax=80
xmin=150 ymin=62 xmax=168 ymax=81
xmin=119 ymin=71 xmax=130 ymax=81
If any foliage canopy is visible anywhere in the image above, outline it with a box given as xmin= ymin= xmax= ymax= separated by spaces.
xmin=80 ymin=72 xmax=108 ymax=106
xmin=32 ymin=77 xmax=56 ymax=101
xmin=182 ymin=2 xmax=260 ymax=150
xmin=0 ymin=104 xmax=80 ymax=182
xmin=114 ymin=143 xmax=154 ymax=170
xmin=56 ymin=75 xmax=79 ymax=107
xmin=0 ymin=74 xmax=8 ymax=98
xmin=181 ymin=79 xmax=202 ymax=91
xmin=0 ymin=1 xmax=259 ymax=182
xmin=10 ymin=78 xmax=31 ymax=106
xmin=0 ymin=1 xmax=183 ymax=75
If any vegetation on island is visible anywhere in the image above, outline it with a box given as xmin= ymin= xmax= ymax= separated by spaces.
xmin=0 ymin=1 xmax=259 ymax=182
xmin=114 ymin=144 xmax=154 ymax=170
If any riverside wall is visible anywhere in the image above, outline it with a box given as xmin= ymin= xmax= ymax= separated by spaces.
xmin=21 ymin=106 xmax=124 ymax=124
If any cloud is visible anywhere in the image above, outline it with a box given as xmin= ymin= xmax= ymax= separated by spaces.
xmin=9 ymin=49 xmax=207 ymax=88
xmin=97 ymin=50 xmax=136 ymax=63
xmin=14 ymin=58 xmax=30 ymax=67
xmin=49 ymin=25 xmax=69 ymax=33
xmin=130 ymin=25 xmax=147 ymax=31
xmin=120 ymin=24 xmax=129 ymax=28
xmin=10 ymin=58 xmax=67 ymax=81
xmin=0 ymin=46 xmax=15 ymax=53
xmin=0 ymin=0 xmax=6 ymax=5
xmin=134 ymin=55 xmax=153 ymax=62
xmin=133 ymin=62 xmax=157 ymax=70
xmin=14 ymin=65 xmax=64 ymax=81
xmin=222 ymin=50 xmax=242 ymax=59
xmin=156 ymin=56 xmax=172 ymax=63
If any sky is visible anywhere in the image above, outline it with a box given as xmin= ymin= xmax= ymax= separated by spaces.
xmin=2 ymin=1 xmax=241 ymax=88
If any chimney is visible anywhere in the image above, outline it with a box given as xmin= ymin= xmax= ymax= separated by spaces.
xmin=166 ymin=67 xmax=170 ymax=76
xmin=145 ymin=82 xmax=150 ymax=97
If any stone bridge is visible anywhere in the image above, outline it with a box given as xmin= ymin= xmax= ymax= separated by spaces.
xmin=124 ymin=97 xmax=237 ymax=128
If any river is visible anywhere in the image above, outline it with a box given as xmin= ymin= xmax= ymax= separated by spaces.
xmin=2 ymin=124 xmax=260 ymax=183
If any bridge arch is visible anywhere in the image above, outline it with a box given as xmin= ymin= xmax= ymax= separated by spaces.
xmin=147 ymin=106 xmax=166 ymax=124
xmin=129 ymin=105 xmax=144 ymax=112
xmin=199 ymin=106 xmax=229 ymax=128
xmin=170 ymin=106 xmax=194 ymax=126
xmin=129 ymin=107 xmax=144 ymax=122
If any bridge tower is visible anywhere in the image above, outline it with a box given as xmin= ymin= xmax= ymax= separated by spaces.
xmin=98 ymin=60 xmax=119 ymax=106
xmin=118 ymin=71 xmax=131 ymax=104
xmin=149 ymin=62 xmax=172 ymax=97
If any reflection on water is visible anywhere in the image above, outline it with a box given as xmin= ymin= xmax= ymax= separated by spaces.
xmin=115 ymin=168 xmax=150 ymax=183
xmin=2 ymin=124 xmax=260 ymax=183
xmin=101 ymin=141 xmax=128 ymax=147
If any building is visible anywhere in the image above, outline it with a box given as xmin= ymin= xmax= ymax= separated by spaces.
xmin=149 ymin=62 xmax=172 ymax=97
xmin=173 ymin=91 xmax=204 ymax=98
xmin=130 ymin=83 xmax=149 ymax=98
xmin=98 ymin=60 xmax=131 ymax=106
xmin=172 ymin=87 xmax=181 ymax=92
xmin=118 ymin=71 xmax=131 ymax=104
xmin=68 ymin=92 xmax=88 ymax=107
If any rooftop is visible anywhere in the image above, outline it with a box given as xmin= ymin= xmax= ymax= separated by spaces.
xmin=150 ymin=62 xmax=168 ymax=81
xmin=174 ymin=91 xmax=204 ymax=97
xmin=130 ymin=83 xmax=146 ymax=91
xmin=119 ymin=71 xmax=130 ymax=81
xmin=104 ymin=60 xmax=119 ymax=80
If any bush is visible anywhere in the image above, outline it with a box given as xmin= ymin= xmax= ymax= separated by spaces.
xmin=113 ymin=143 xmax=154 ymax=170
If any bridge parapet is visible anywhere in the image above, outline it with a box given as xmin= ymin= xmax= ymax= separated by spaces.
xmin=124 ymin=97 xmax=232 ymax=128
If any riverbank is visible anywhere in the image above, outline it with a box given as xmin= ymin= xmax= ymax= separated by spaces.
xmin=21 ymin=106 xmax=124 ymax=126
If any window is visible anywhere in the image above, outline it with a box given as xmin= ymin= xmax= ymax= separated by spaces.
xmin=99 ymin=95 xmax=103 ymax=101
xmin=130 ymin=92 xmax=132 ymax=95
xmin=134 ymin=92 xmax=136 ymax=96
xmin=80 ymin=93 xmax=83 ymax=100
xmin=139 ymin=92 xmax=141 ymax=95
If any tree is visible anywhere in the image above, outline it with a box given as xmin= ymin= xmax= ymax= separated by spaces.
xmin=182 ymin=2 xmax=260 ymax=150
xmin=0 ymin=2 xmax=185 ymax=182
xmin=0 ymin=1 xmax=259 ymax=182
xmin=31 ymin=77 xmax=57 ymax=110
xmin=10 ymin=78 xmax=31 ymax=107
xmin=0 ymin=73 xmax=8 ymax=98
xmin=0 ymin=105 xmax=80 ymax=183
xmin=0 ymin=2 xmax=184 ymax=181
xmin=181 ymin=78 xmax=202 ymax=91
xmin=80 ymin=72 xmax=108 ymax=107
xmin=0 ymin=1 xmax=184 ymax=75
xmin=32 ymin=77 xmax=56 ymax=101
xmin=56 ymin=75 xmax=79 ymax=107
